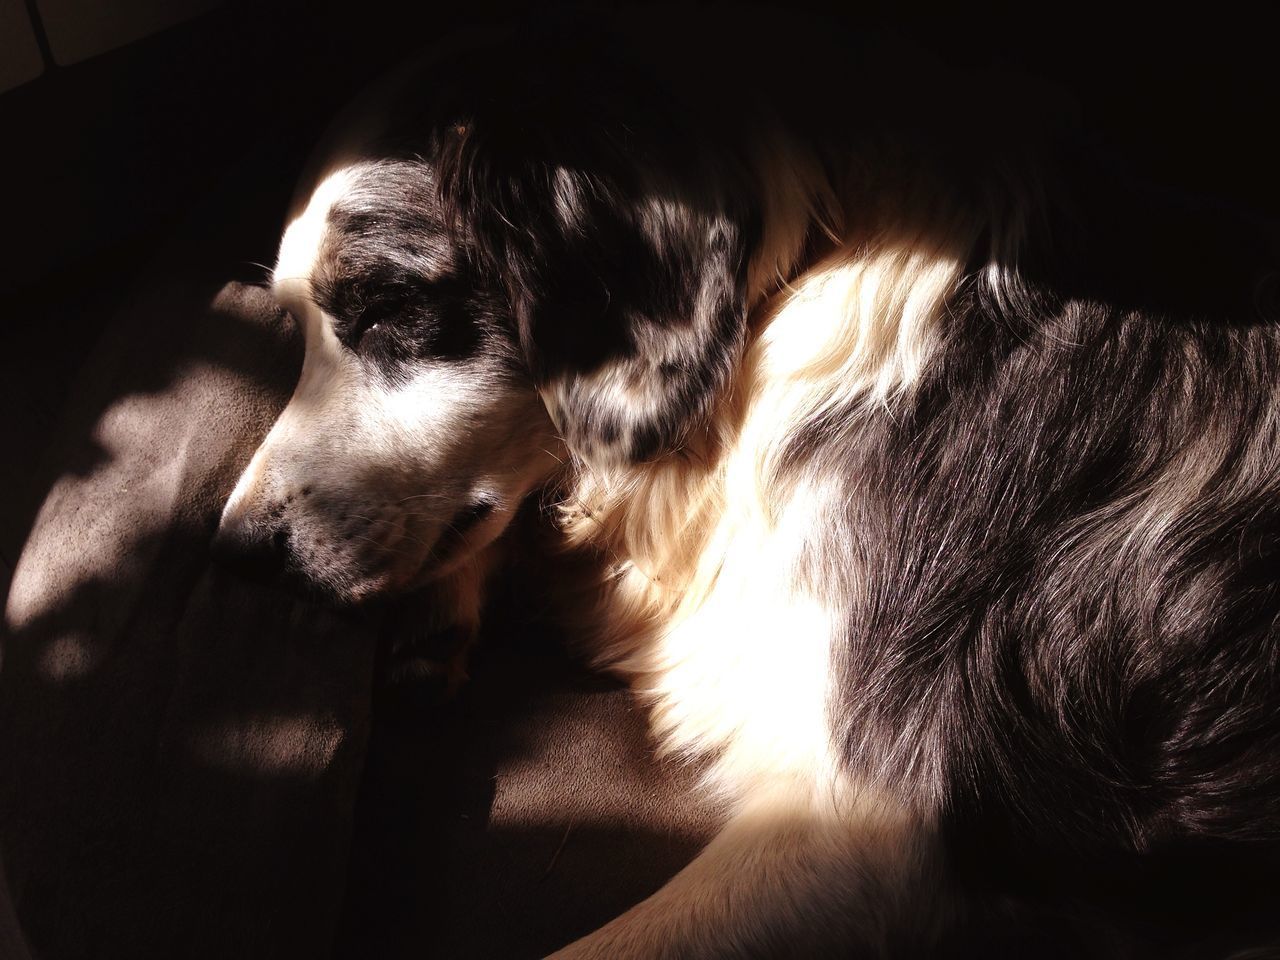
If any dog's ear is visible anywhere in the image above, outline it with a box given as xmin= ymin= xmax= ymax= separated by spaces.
xmin=429 ymin=21 xmax=757 ymax=468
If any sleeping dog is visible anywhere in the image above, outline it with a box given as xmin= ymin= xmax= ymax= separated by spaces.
xmin=215 ymin=11 xmax=1280 ymax=957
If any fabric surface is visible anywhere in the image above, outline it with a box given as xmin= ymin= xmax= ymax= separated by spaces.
xmin=339 ymin=625 xmax=722 ymax=959
xmin=1 ymin=279 xmax=378 ymax=959
xmin=0 ymin=266 xmax=720 ymax=958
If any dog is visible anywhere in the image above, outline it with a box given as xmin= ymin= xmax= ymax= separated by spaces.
xmin=214 ymin=10 xmax=1280 ymax=957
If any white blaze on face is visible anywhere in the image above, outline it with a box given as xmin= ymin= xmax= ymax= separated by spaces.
xmin=219 ymin=164 xmax=559 ymax=603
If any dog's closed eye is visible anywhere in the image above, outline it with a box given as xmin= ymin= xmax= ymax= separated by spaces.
xmin=347 ymin=303 xmax=394 ymax=348
xmin=319 ymin=267 xmax=487 ymax=366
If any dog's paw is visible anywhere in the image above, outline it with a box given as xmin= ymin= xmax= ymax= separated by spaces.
xmin=378 ymin=617 xmax=475 ymax=702
xmin=373 ymin=543 xmax=500 ymax=708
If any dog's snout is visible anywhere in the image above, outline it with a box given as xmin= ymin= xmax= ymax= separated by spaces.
xmin=211 ymin=513 xmax=291 ymax=584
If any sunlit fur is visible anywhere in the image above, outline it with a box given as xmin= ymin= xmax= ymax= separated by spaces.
xmin=559 ymin=238 xmax=973 ymax=764
xmin=541 ymin=172 xmax=979 ymax=957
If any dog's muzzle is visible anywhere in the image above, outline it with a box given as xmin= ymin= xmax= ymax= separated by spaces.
xmin=210 ymin=503 xmax=292 ymax=585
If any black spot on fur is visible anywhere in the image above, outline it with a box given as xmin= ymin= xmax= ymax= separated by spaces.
xmin=311 ymin=161 xmax=516 ymax=383
xmin=415 ymin=16 xmax=762 ymax=464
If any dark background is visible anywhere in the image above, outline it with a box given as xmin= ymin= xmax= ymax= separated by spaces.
xmin=3 ymin=1 xmax=1278 ymax=300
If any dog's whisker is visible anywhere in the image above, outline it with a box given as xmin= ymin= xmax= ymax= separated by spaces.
xmin=396 ymin=492 xmax=453 ymax=504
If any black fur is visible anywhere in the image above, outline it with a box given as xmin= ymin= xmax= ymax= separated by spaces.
xmin=789 ymin=192 xmax=1280 ymax=951
xmin=418 ymin=16 xmax=762 ymax=465
xmin=312 ymin=161 xmax=515 ymax=383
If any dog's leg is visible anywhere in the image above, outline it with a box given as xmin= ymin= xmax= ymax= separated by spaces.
xmin=549 ymin=777 xmax=947 ymax=959
xmin=377 ymin=540 xmax=503 ymax=697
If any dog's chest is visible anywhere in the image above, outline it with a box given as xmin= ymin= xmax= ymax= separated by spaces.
xmin=595 ymin=484 xmax=844 ymax=794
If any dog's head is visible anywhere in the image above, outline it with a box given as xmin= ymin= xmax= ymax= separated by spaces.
xmin=214 ymin=21 xmax=767 ymax=604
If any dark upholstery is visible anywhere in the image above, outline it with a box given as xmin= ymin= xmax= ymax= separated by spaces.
xmin=0 ymin=262 xmax=718 ymax=959
xmin=0 ymin=278 xmax=377 ymax=958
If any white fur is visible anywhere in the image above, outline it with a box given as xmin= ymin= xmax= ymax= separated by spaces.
xmin=221 ymin=162 xmax=560 ymax=604
xmin=545 ymin=173 xmax=978 ymax=953
xmin=561 ymin=232 xmax=971 ymax=788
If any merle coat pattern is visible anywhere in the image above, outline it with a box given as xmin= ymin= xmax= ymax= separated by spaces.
xmin=215 ymin=12 xmax=1280 ymax=957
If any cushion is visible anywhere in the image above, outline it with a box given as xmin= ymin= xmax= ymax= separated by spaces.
xmin=0 ymin=264 xmax=719 ymax=958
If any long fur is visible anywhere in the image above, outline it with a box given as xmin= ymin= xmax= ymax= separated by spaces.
xmin=216 ymin=10 xmax=1280 ymax=957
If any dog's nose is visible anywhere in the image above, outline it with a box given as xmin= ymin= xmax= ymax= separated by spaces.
xmin=210 ymin=516 xmax=290 ymax=584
